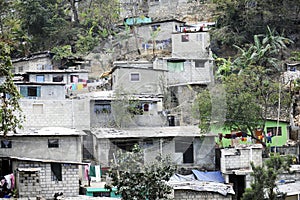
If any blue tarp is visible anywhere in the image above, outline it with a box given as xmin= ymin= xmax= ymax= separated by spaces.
xmin=192 ymin=170 xmax=225 ymax=183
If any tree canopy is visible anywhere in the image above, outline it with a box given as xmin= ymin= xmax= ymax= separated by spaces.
xmin=194 ymin=30 xmax=292 ymax=139
xmin=105 ymin=144 xmax=176 ymax=200
xmin=242 ymin=154 xmax=295 ymax=200
xmin=0 ymin=0 xmax=121 ymax=58
xmin=212 ymin=0 xmax=300 ymax=47
xmin=0 ymin=42 xmax=24 ymax=136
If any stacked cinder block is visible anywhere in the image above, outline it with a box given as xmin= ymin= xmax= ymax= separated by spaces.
xmin=174 ymin=190 xmax=233 ymax=200
xmin=17 ymin=162 xmax=80 ymax=199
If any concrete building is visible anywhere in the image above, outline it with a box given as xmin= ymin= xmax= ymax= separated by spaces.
xmin=12 ymin=51 xmax=91 ymax=99
xmin=77 ymin=90 xmax=165 ymax=129
xmin=153 ymin=57 xmax=213 ymax=86
xmin=14 ymin=69 xmax=89 ymax=99
xmin=10 ymin=52 xmax=91 ymax=130
xmin=173 ymin=190 xmax=233 ymax=200
xmin=168 ymin=170 xmax=235 ymax=200
xmin=19 ymin=99 xmax=90 ymax=130
xmin=0 ymin=127 xmax=86 ymax=198
xmin=220 ymin=144 xmax=263 ymax=200
xmin=88 ymin=126 xmax=216 ymax=170
xmin=276 ymin=165 xmax=300 ymax=200
xmin=172 ymin=31 xmax=212 ymax=59
xmin=149 ymin=31 xmax=214 ymax=125
xmin=15 ymin=82 xmax=66 ymax=100
xmin=111 ymin=61 xmax=167 ymax=95
xmin=12 ymin=51 xmax=90 ymax=72
xmin=124 ymin=19 xmax=185 ymax=54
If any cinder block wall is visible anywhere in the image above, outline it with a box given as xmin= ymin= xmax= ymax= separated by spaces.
xmin=17 ymin=162 xmax=79 ymax=199
xmin=221 ymin=146 xmax=262 ymax=173
xmin=174 ymin=190 xmax=233 ymax=200
xmin=20 ymin=99 xmax=90 ymax=130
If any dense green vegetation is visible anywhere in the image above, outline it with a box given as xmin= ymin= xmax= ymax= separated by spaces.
xmin=242 ymin=154 xmax=294 ymax=200
xmin=105 ymin=144 xmax=176 ymax=200
xmin=0 ymin=42 xmax=23 ymax=136
xmin=211 ymin=0 xmax=300 ymax=56
xmin=194 ymin=31 xmax=292 ymax=141
xmin=1 ymin=0 xmax=299 ymax=59
xmin=0 ymin=0 xmax=120 ymax=58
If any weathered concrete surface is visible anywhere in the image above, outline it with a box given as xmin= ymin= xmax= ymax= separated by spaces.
xmin=6 ymin=197 xmax=120 ymax=200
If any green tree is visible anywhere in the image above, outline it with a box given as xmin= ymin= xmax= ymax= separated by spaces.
xmin=212 ymin=0 xmax=299 ymax=55
xmin=234 ymin=28 xmax=292 ymax=74
xmin=194 ymin=31 xmax=291 ymax=141
xmin=195 ymin=65 xmax=290 ymax=141
xmin=106 ymin=144 xmax=176 ymax=200
xmin=0 ymin=42 xmax=24 ymax=136
xmin=9 ymin=0 xmax=120 ymax=58
xmin=110 ymin=93 xmax=142 ymax=128
xmin=242 ymin=154 xmax=293 ymax=200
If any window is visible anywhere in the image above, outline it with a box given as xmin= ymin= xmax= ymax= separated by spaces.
xmin=94 ymin=104 xmax=111 ymax=114
xmin=71 ymin=75 xmax=79 ymax=83
xmin=45 ymin=64 xmax=53 ymax=70
xmin=28 ymin=87 xmax=40 ymax=97
xmin=266 ymin=127 xmax=282 ymax=136
xmin=37 ymin=64 xmax=44 ymax=70
xmin=128 ymin=103 xmax=143 ymax=115
xmin=20 ymin=86 xmax=41 ymax=98
xmin=175 ymin=138 xmax=194 ymax=163
xmin=36 ymin=75 xmax=44 ymax=82
xmin=195 ymin=60 xmax=206 ymax=68
xmin=167 ymin=61 xmax=184 ymax=72
xmin=51 ymin=163 xmax=62 ymax=181
xmin=181 ymin=35 xmax=189 ymax=42
xmin=151 ymin=25 xmax=161 ymax=31
xmin=48 ymin=139 xmax=59 ymax=148
xmin=196 ymin=34 xmax=203 ymax=41
xmin=130 ymin=73 xmax=140 ymax=82
xmin=53 ymin=75 xmax=63 ymax=82
xmin=1 ymin=140 xmax=12 ymax=148
xmin=143 ymin=104 xmax=149 ymax=112
xmin=144 ymin=139 xmax=153 ymax=147
xmin=18 ymin=66 xmax=24 ymax=73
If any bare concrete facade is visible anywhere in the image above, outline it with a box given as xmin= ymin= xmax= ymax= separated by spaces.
xmin=220 ymin=145 xmax=263 ymax=176
xmin=0 ymin=127 xmax=86 ymax=199
xmin=174 ymin=190 xmax=233 ymax=200
xmin=19 ymin=99 xmax=90 ymax=130
xmin=172 ymin=32 xmax=212 ymax=59
xmin=0 ymin=127 xmax=85 ymax=162
xmin=153 ymin=57 xmax=213 ymax=86
xmin=16 ymin=84 xmax=66 ymax=100
xmin=134 ymin=19 xmax=185 ymax=54
xmin=12 ymin=52 xmax=54 ymax=73
xmin=89 ymin=97 xmax=165 ymax=128
xmin=111 ymin=61 xmax=167 ymax=95
xmin=15 ymin=160 xmax=81 ymax=199
xmin=220 ymin=144 xmax=263 ymax=199
xmin=90 ymin=126 xmax=216 ymax=170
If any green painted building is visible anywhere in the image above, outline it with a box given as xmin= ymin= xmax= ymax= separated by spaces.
xmin=213 ymin=120 xmax=289 ymax=147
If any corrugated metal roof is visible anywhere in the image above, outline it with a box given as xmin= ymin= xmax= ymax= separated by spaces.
xmin=92 ymin=126 xmax=214 ymax=139
xmin=277 ymin=180 xmax=300 ymax=196
xmin=6 ymin=127 xmax=86 ymax=137
xmin=10 ymin=156 xmax=88 ymax=165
